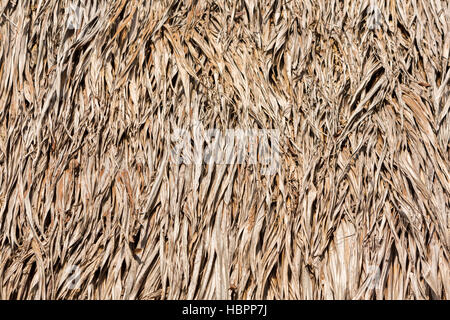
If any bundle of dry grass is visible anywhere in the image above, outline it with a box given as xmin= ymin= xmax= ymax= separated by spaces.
xmin=0 ymin=0 xmax=448 ymax=300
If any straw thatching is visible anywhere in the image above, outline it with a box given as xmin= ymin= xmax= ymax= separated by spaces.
xmin=0 ymin=0 xmax=448 ymax=300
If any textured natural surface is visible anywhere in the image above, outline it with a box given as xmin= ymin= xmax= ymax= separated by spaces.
xmin=0 ymin=0 xmax=449 ymax=299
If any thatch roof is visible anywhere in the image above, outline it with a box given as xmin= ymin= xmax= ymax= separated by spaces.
xmin=0 ymin=0 xmax=448 ymax=299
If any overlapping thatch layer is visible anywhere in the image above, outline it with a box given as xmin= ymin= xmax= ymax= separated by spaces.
xmin=0 ymin=0 xmax=448 ymax=299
